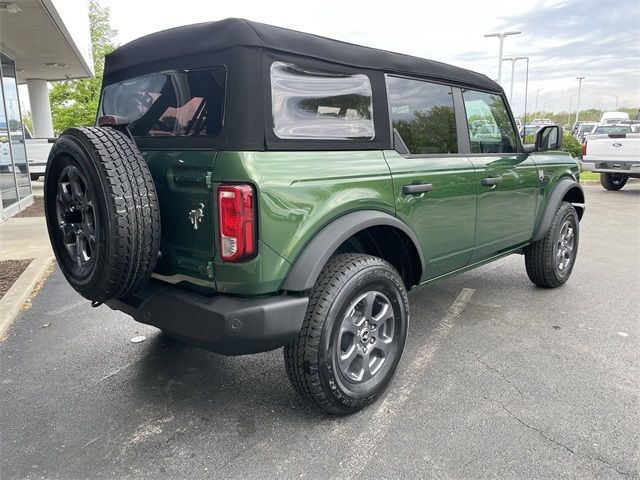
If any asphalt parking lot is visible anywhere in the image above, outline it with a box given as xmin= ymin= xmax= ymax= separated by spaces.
xmin=1 ymin=183 xmax=638 ymax=479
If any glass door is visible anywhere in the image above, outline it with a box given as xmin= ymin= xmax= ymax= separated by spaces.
xmin=0 ymin=65 xmax=19 ymax=211
xmin=1 ymin=52 xmax=31 ymax=206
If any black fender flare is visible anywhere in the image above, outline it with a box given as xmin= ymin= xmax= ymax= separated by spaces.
xmin=532 ymin=178 xmax=584 ymax=242
xmin=280 ymin=210 xmax=425 ymax=292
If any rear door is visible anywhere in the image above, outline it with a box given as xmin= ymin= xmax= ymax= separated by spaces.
xmin=460 ymin=89 xmax=539 ymax=262
xmin=384 ymin=76 xmax=476 ymax=280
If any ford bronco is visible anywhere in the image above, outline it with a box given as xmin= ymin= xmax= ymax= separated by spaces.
xmin=44 ymin=19 xmax=585 ymax=415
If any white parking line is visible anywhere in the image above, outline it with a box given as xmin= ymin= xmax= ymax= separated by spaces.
xmin=340 ymin=288 xmax=476 ymax=477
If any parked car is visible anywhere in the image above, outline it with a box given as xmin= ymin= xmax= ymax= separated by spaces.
xmin=582 ymin=125 xmax=639 ymax=190
xmin=531 ymin=118 xmax=553 ymax=125
xmin=600 ymin=111 xmax=630 ymax=124
xmin=586 ymin=124 xmax=634 ymax=136
xmin=576 ymin=122 xmax=597 ymax=142
xmin=571 ymin=121 xmax=583 ymax=135
xmin=520 ymin=124 xmax=541 ymax=141
xmin=44 ymin=19 xmax=585 ymax=415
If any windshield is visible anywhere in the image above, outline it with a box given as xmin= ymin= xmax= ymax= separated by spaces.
xmin=578 ymin=124 xmax=596 ymax=134
xmin=100 ymin=66 xmax=226 ymax=137
xmin=593 ymin=125 xmax=632 ymax=135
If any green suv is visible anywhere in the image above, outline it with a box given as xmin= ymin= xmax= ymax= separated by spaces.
xmin=44 ymin=19 xmax=585 ymax=415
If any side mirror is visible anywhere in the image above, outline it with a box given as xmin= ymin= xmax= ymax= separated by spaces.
xmin=535 ymin=125 xmax=562 ymax=151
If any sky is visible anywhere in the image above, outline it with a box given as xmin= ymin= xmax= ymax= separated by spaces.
xmin=21 ymin=0 xmax=640 ymax=116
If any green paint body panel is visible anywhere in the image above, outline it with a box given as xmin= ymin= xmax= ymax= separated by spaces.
xmin=140 ymin=148 xmax=579 ymax=297
xmin=383 ymin=150 xmax=477 ymax=279
xmin=468 ymin=153 xmax=539 ymax=262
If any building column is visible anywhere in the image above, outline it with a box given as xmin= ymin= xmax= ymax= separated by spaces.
xmin=26 ymin=79 xmax=54 ymax=138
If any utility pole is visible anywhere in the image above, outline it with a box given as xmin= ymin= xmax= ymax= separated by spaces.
xmin=484 ymin=31 xmax=522 ymax=84
xmin=575 ymin=76 xmax=585 ymax=124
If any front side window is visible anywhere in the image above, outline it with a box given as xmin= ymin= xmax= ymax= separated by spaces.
xmin=270 ymin=62 xmax=374 ymax=140
xmin=462 ymin=90 xmax=518 ymax=153
xmin=386 ymin=76 xmax=458 ymax=154
xmin=100 ymin=66 xmax=226 ymax=137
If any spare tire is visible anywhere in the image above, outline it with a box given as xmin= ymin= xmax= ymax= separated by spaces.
xmin=44 ymin=127 xmax=160 ymax=303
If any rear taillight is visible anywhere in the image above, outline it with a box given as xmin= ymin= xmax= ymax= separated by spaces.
xmin=218 ymin=184 xmax=256 ymax=262
xmin=582 ymin=140 xmax=587 ymax=157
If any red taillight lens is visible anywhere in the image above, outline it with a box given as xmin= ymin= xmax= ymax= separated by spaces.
xmin=218 ymin=184 xmax=255 ymax=262
xmin=582 ymin=140 xmax=587 ymax=157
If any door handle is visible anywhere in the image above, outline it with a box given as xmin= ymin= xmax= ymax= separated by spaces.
xmin=480 ymin=176 xmax=502 ymax=186
xmin=402 ymin=183 xmax=433 ymax=195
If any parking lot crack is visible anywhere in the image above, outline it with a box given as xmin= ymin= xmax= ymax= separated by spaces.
xmin=450 ymin=340 xmax=524 ymax=396
xmin=500 ymin=405 xmax=634 ymax=478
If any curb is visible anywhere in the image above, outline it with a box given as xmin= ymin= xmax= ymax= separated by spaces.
xmin=0 ymin=256 xmax=55 ymax=340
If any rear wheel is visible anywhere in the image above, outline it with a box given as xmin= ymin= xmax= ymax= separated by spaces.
xmin=284 ymin=254 xmax=409 ymax=415
xmin=44 ymin=127 xmax=160 ymax=303
xmin=600 ymin=172 xmax=628 ymax=191
xmin=524 ymin=201 xmax=579 ymax=288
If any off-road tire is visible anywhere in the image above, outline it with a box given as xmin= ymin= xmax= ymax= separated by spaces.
xmin=600 ymin=172 xmax=627 ymax=191
xmin=44 ymin=127 xmax=160 ymax=302
xmin=284 ymin=254 xmax=409 ymax=415
xmin=524 ymin=201 xmax=579 ymax=288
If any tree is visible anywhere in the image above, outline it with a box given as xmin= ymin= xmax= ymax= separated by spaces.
xmin=49 ymin=0 xmax=117 ymax=133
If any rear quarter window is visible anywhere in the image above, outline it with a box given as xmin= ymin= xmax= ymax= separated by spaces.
xmin=270 ymin=62 xmax=375 ymax=140
xmin=100 ymin=66 xmax=226 ymax=137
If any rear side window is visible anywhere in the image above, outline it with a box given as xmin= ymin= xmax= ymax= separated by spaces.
xmin=386 ymin=76 xmax=458 ymax=154
xmin=100 ymin=66 xmax=226 ymax=137
xmin=270 ymin=62 xmax=374 ymax=140
xmin=462 ymin=90 xmax=517 ymax=153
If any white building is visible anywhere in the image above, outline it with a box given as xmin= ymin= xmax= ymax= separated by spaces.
xmin=0 ymin=0 xmax=93 ymax=221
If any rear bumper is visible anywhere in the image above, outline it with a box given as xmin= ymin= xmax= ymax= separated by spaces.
xmin=581 ymin=160 xmax=640 ymax=174
xmin=106 ymin=280 xmax=308 ymax=356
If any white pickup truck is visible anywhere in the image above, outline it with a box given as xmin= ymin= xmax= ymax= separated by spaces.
xmin=582 ymin=125 xmax=640 ymax=190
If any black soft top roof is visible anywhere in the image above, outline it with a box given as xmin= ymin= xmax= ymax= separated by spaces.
xmin=104 ymin=18 xmax=500 ymax=92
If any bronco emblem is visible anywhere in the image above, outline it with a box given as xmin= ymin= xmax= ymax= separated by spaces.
xmin=188 ymin=203 xmax=205 ymax=230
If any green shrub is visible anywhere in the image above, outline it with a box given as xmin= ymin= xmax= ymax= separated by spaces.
xmin=561 ymin=131 xmax=582 ymax=158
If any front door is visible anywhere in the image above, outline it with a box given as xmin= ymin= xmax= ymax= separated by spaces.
xmin=460 ymin=89 xmax=539 ymax=262
xmin=385 ymin=76 xmax=476 ymax=281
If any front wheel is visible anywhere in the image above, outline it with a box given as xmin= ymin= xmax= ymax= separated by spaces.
xmin=600 ymin=172 xmax=628 ymax=191
xmin=284 ymin=254 xmax=409 ymax=415
xmin=524 ymin=201 xmax=579 ymax=288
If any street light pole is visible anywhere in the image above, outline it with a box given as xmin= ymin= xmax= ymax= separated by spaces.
xmin=575 ymin=76 xmax=585 ymax=124
xmin=523 ymin=57 xmax=529 ymax=124
xmin=484 ymin=31 xmax=522 ymax=84
xmin=611 ymin=94 xmax=619 ymax=110
xmin=502 ymin=56 xmax=529 ymax=125
xmin=568 ymin=93 xmax=577 ymax=126
xmin=535 ymin=88 xmax=544 ymax=116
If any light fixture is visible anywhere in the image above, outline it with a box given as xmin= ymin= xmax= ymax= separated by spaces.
xmin=0 ymin=2 xmax=22 ymax=13
xmin=45 ymin=62 xmax=69 ymax=68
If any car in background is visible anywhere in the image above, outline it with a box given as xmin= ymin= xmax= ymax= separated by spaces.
xmin=576 ymin=122 xmax=597 ymax=142
xmin=571 ymin=121 xmax=583 ymax=135
xmin=520 ymin=124 xmax=541 ymax=140
xmin=514 ymin=118 xmax=522 ymax=130
xmin=585 ymin=124 xmax=634 ymax=137
xmin=531 ymin=118 xmax=553 ymax=125
xmin=582 ymin=125 xmax=639 ymax=190
xmin=600 ymin=111 xmax=630 ymax=124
